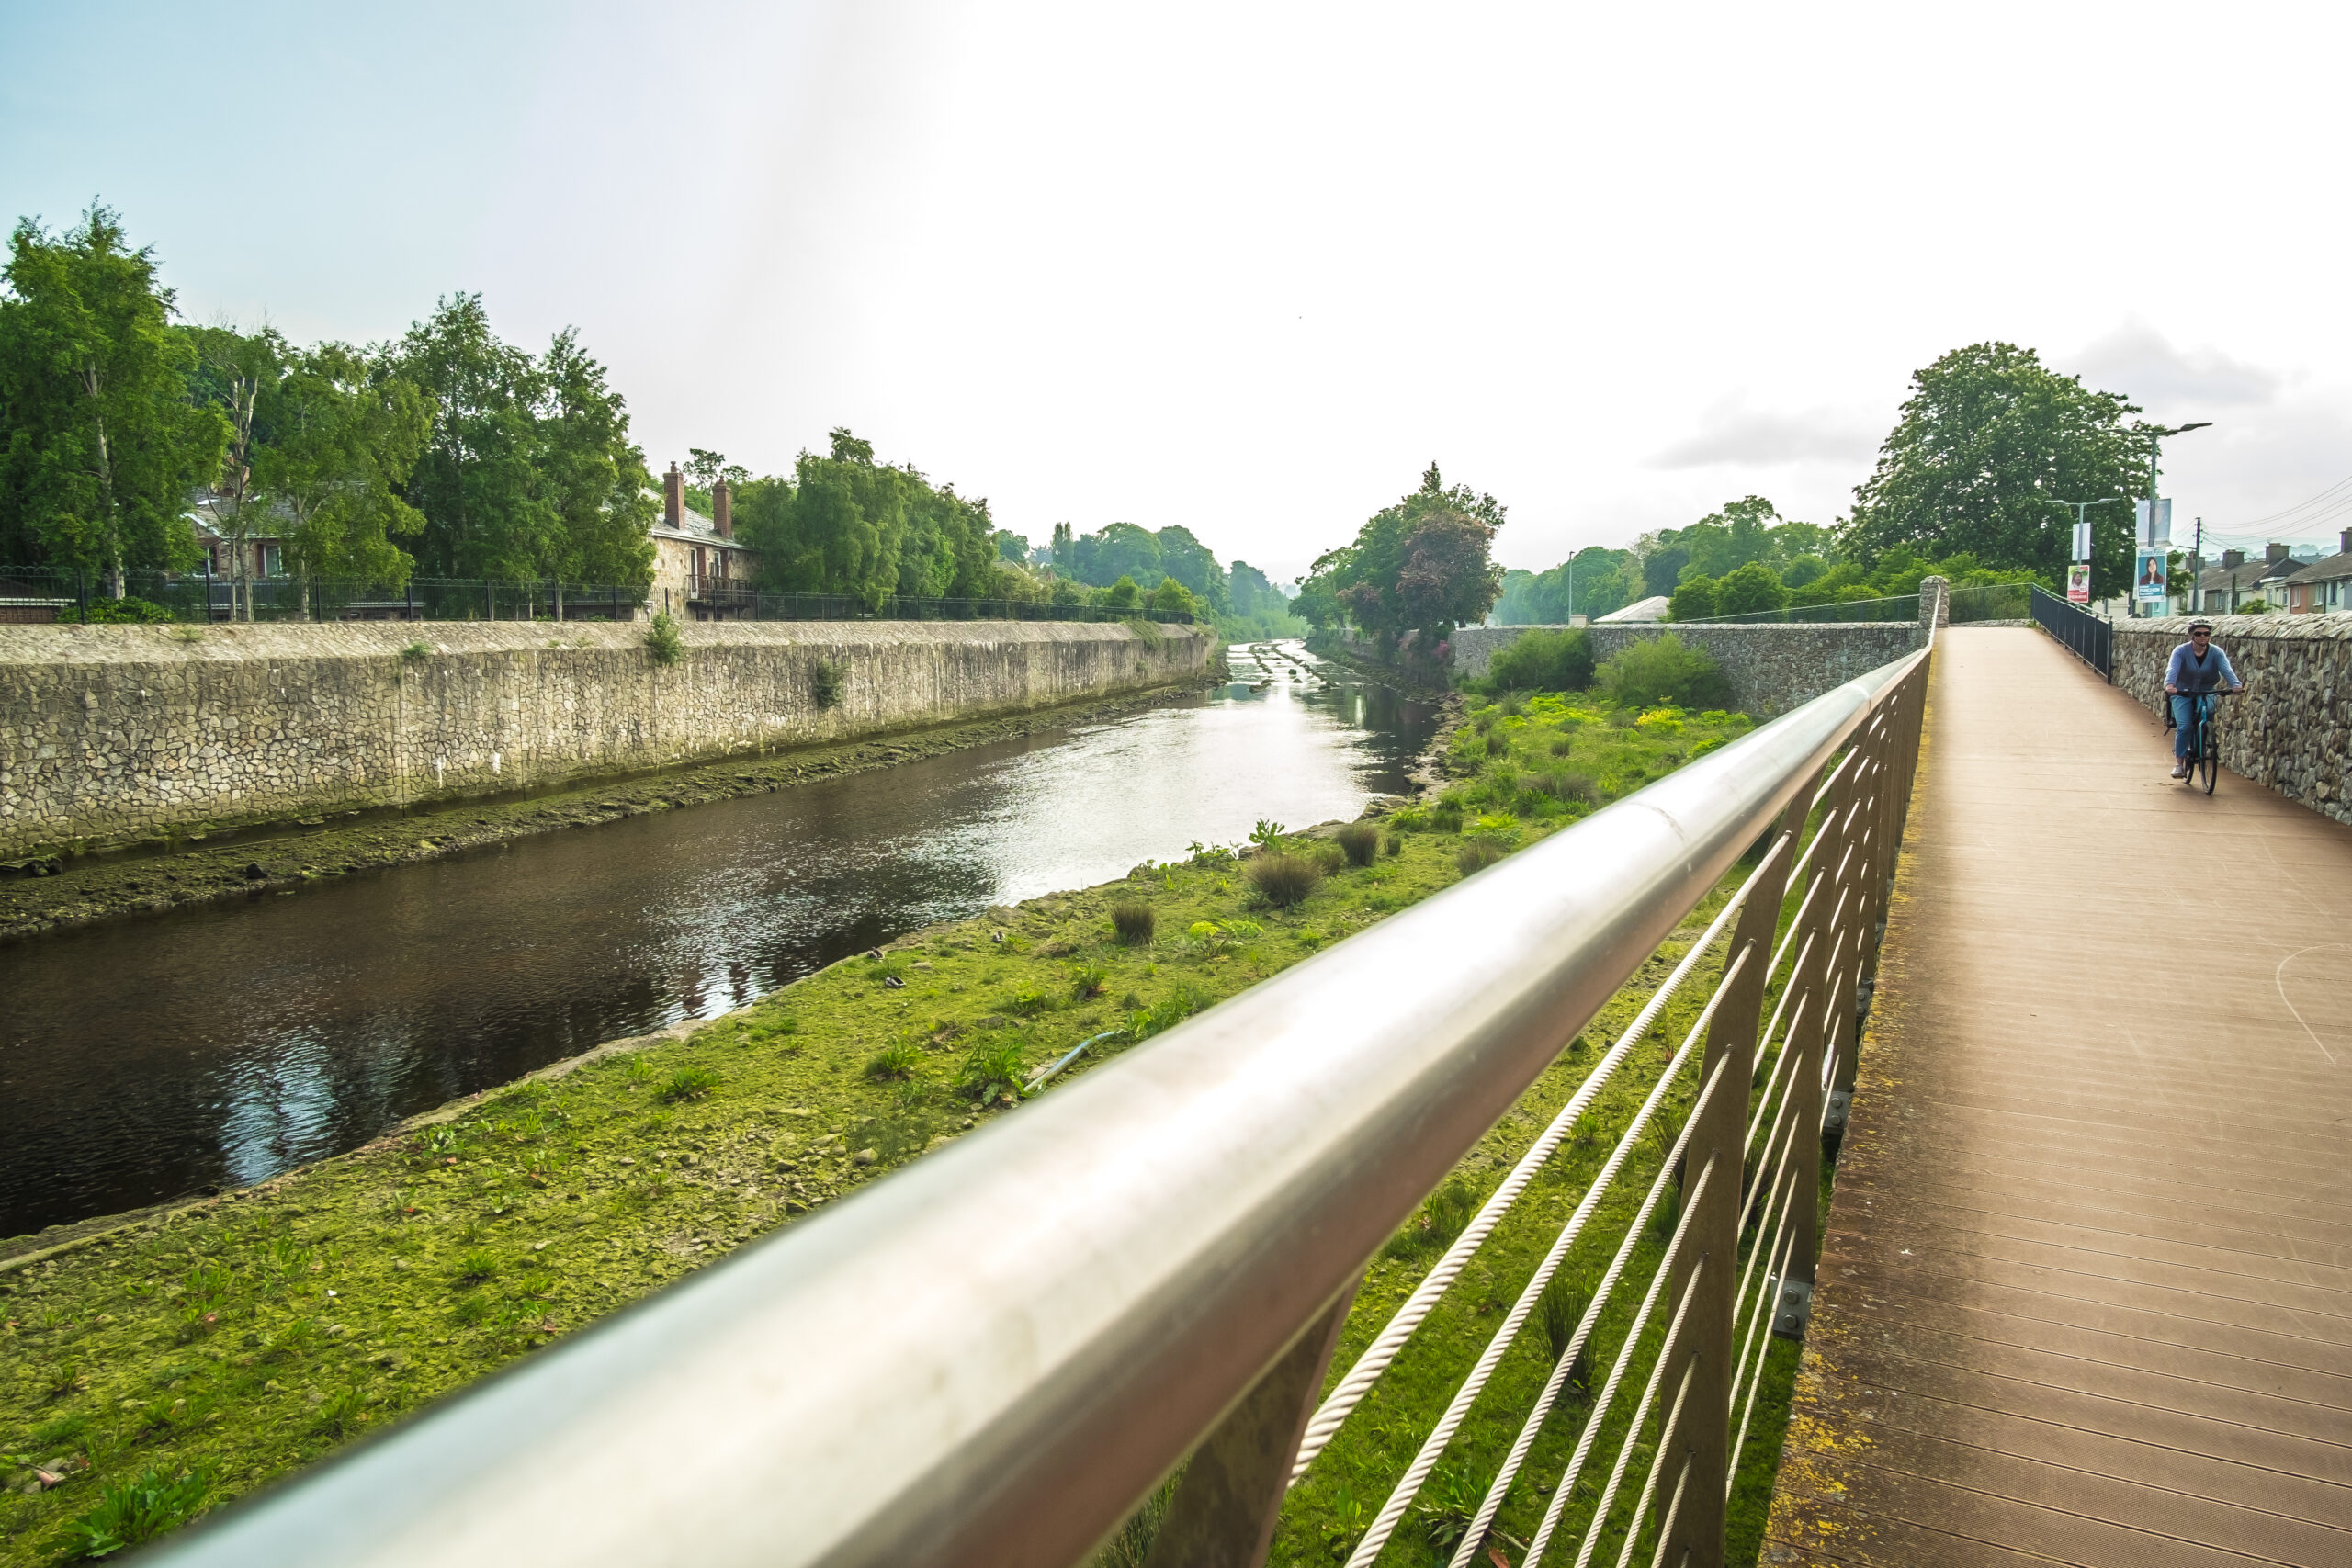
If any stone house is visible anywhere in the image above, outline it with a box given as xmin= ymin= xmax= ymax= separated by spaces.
xmin=648 ymin=463 xmax=759 ymax=621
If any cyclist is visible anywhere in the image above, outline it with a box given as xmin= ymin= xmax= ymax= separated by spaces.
xmin=2163 ymin=619 xmax=2245 ymax=779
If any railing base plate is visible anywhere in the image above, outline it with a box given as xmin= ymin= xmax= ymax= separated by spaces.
xmin=1770 ymin=1276 xmax=1814 ymax=1341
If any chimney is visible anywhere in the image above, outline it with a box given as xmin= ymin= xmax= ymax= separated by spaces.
xmin=2342 ymin=527 xmax=2352 ymax=558
xmin=2266 ymin=541 xmax=2290 ymax=564
xmin=664 ymin=463 xmax=684 ymax=530
xmin=2222 ymin=547 xmax=2245 ymax=570
xmin=713 ymin=479 xmax=732 ymax=540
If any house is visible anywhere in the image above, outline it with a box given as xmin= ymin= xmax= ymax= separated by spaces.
xmin=2193 ymin=544 xmax=2305 ymax=615
xmin=648 ymin=464 xmax=758 ymax=621
xmin=2283 ymin=530 xmax=2352 ymax=615
xmin=188 ymin=492 xmax=290 ymax=583
xmin=1595 ymin=595 xmax=1672 ymax=624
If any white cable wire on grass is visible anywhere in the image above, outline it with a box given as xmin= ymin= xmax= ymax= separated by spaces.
xmin=1341 ymin=951 xmax=1751 ymax=1568
xmin=1516 ymin=1160 xmax=1713 ymax=1568
xmin=1292 ymin=849 xmax=1778 ymax=1482
xmin=1439 ymin=1044 xmax=1737 ymax=1568
xmin=1727 ymin=1215 xmax=1801 ymax=1491
xmin=1570 ymin=1254 xmax=1708 ymax=1568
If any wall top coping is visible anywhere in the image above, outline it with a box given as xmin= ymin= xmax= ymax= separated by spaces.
xmin=2115 ymin=614 xmax=2352 ymax=644
xmin=1491 ymin=621 xmax=1920 ymax=634
xmin=0 ymin=617 xmax=1209 ymax=670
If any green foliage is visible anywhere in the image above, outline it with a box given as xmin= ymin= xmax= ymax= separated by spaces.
xmin=454 ymin=1248 xmax=500 ymax=1284
xmin=400 ymin=638 xmax=434 ymax=662
xmin=0 ymin=206 xmax=227 ymax=575
xmin=1296 ymin=462 xmax=1506 ymax=647
xmin=1481 ymin=627 xmax=1593 ymax=693
xmin=1099 ymin=574 xmax=1141 ymax=611
xmin=656 ymin=1065 xmax=721 ymax=1102
xmin=1845 ymin=341 xmax=2148 ymax=595
xmin=54 ymin=595 xmax=175 ymax=624
xmin=1386 ymin=1177 xmax=1478 ymax=1257
xmin=1596 ymin=635 xmax=1732 ymax=710
xmin=1334 ymin=821 xmax=1382 ymax=866
xmin=864 ymin=1041 xmax=923 ymax=1081
xmin=1455 ymin=840 xmax=1506 ymax=875
xmin=66 ymin=1467 xmax=209 ymax=1559
xmin=1069 ymin=962 xmax=1109 ymax=999
xmin=643 ymin=609 xmax=683 ymax=667
xmin=1535 ymin=1273 xmax=1592 ymax=1395
xmin=1125 ymin=985 xmax=1207 ymax=1042
xmin=1147 ymin=575 xmax=1197 ymax=616
xmin=1668 ymin=574 xmax=1717 ymax=621
xmin=1245 ymin=852 xmax=1324 ymax=908
xmin=1713 ymin=559 xmax=1789 ymax=615
xmin=809 ymin=658 xmax=844 ymax=709
xmin=1493 ymin=545 xmax=1641 ymax=624
xmin=959 ymin=1041 xmax=1028 ymax=1102
xmin=1109 ymin=899 xmax=1156 ymax=946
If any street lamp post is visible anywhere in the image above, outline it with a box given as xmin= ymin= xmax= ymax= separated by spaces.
xmin=2137 ymin=423 xmax=2212 ymax=616
xmin=2050 ymin=497 xmax=2118 ymax=608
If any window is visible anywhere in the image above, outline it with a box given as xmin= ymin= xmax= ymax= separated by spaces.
xmin=262 ymin=545 xmax=284 ymax=578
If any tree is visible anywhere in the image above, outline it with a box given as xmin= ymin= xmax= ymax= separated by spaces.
xmin=1298 ymin=463 xmax=1506 ymax=647
xmin=1843 ymin=342 xmax=2146 ymax=596
xmin=1668 ymin=575 xmax=1718 ymax=621
xmin=393 ymin=294 xmax=552 ymax=580
xmin=993 ymin=529 xmax=1029 ymax=562
xmin=534 ymin=331 xmax=654 ymax=595
xmin=1713 ymin=560 xmax=1789 ymax=615
xmin=1152 ymin=525 xmax=1228 ymax=613
xmin=183 ymin=321 xmax=288 ymax=616
xmin=257 ymin=342 xmax=431 ymax=595
xmin=1100 ymin=574 xmax=1141 ymax=611
xmin=1148 ymin=576 xmax=1197 ymax=616
xmin=0 ymin=206 xmax=228 ymax=586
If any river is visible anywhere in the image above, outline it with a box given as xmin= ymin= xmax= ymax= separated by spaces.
xmin=0 ymin=642 xmax=1435 ymax=1239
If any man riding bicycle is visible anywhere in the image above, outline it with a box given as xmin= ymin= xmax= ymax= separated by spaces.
xmin=2164 ymin=619 xmax=2245 ymax=779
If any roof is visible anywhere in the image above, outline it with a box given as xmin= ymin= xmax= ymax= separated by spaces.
xmin=1594 ymin=594 xmax=1672 ymax=623
xmin=2290 ymin=550 xmax=2352 ymax=584
xmin=650 ymin=501 xmax=752 ymax=550
xmin=2197 ymin=557 xmax=2307 ymax=591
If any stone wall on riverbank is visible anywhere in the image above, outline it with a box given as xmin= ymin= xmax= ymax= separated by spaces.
xmin=0 ymin=619 xmax=1213 ymax=858
xmin=2109 ymin=613 xmax=2352 ymax=825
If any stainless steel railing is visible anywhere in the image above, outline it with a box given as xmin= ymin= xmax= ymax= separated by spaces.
xmin=149 ymin=646 xmax=1931 ymax=1568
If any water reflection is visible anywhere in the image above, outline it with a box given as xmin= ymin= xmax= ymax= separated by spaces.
xmin=0 ymin=643 xmax=1433 ymax=1236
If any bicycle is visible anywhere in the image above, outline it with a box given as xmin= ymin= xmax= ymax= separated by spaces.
xmin=2171 ymin=688 xmax=2237 ymax=795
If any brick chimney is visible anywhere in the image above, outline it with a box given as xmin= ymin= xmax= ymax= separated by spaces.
xmin=2266 ymin=541 xmax=2290 ymax=564
xmin=2222 ymin=547 xmax=2245 ymax=570
xmin=2341 ymin=527 xmax=2352 ymax=557
xmin=713 ymin=479 xmax=732 ymax=539
xmin=664 ymin=463 xmax=684 ymax=530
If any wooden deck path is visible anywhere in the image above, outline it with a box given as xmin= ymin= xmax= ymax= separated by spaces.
xmin=1764 ymin=626 xmax=2352 ymax=1567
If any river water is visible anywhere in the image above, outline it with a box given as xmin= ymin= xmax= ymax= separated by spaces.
xmin=0 ymin=642 xmax=1435 ymax=1239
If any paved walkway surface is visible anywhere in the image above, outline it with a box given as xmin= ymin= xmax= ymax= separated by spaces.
xmin=1765 ymin=626 xmax=2352 ymax=1567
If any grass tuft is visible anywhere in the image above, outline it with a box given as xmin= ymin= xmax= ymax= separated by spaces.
xmin=1245 ymin=852 xmax=1323 ymax=908
xmin=1333 ymin=821 xmax=1382 ymax=867
xmin=656 ymin=1065 xmax=721 ymax=1103
xmin=66 ymin=1468 xmax=209 ymax=1560
xmin=864 ymin=1041 xmax=922 ymax=1081
xmin=1109 ymin=899 xmax=1156 ymax=946
xmin=1455 ymin=840 xmax=1506 ymax=876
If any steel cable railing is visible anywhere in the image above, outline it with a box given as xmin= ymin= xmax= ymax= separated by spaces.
xmin=142 ymin=643 xmax=1928 ymax=1568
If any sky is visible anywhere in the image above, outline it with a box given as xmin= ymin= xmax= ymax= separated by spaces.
xmin=7 ymin=0 xmax=2352 ymax=580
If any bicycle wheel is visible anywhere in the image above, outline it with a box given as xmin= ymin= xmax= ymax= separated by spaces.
xmin=2200 ymin=711 xmax=2220 ymax=795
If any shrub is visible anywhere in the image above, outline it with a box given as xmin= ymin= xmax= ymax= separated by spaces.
xmin=1456 ymin=841 xmax=1506 ymax=876
xmin=1246 ymin=852 xmax=1323 ymax=908
xmin=1485 ymin=627 xmax=1594 ymax=693
xmin=67 ymin=1468 xmax=209 ymax=1558
xmin=959 ymin=1042 xmax=1028 ymax=1101
xmin=865 ymin=1041 xmax=922 ymax=1081
xmin=656 ymin=1065 xmax=721 ymax=1102
xmin=1148 ymin=577 xmax=1196 ymax=616
xmin=1334 ymin=821 xmax=1381 ymax=866
xmin=57 ymin=595 xmax=176 ymax=625
xmin=1110 ymin=899 xmax=1156 ymax=945
xmin=1668 ymin=575 xmax=1717 ymax=621
xmin=1100 ymin=575 xmax=1142 ymax=611
xmin=1596 ymin=634 xmax=1732 ymax=711
xmin=810 ymin=658 xmax=845 ymax=709
xmin=1430 ymin=803 xmax=1464 ymax=833
xmin=1383 ymin=830 xmax=1403 ymax=856
xmin=643 ymin=610 xmax=684 ymax=667
xmin=1714 ymin=560 xmax=1790 ymax=615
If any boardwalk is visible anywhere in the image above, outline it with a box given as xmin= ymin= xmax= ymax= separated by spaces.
xmin=1765 ymin=626 xmax=2352 ymax=1567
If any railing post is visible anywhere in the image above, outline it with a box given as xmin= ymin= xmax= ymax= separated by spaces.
xmin=1141 ymin=1286 xmax=1357 ymax=1568
xmin=1770 ymin=768 xmax=1847 ymax=1344
xmin=1654 ymin=802 xmax=1803 ymax=1568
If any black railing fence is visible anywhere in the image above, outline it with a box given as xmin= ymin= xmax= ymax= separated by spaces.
xmin=0 ymin=567 xmax=1195 ymax=627
xmin=2030 ymin=584 xmax=2112 ymax=680
xmin=1681 ymin=581 xmax=2031 ymax=627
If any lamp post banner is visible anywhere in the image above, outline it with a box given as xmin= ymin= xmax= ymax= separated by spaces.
xmin=2134 ymin=548 xmax=2168 ymax=604
xmin=2067 ymin=564 xmax=2091 ymax=604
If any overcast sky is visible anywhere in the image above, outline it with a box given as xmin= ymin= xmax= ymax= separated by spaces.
xmin=7 ymin=0 xmax=2350 ymax=578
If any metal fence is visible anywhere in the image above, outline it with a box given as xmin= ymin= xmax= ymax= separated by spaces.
xmin=2030 ymin=584 xmax=2112 ymax=680
xmin=1684 ymin=593 xmax=1920 ymax=626
xmin=148 ymin=647 xmax=1931 ymax=1568
xmin=0 ymin=567 xmax=1196 ymax=627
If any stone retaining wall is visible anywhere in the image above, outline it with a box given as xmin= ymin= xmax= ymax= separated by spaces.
xmin=2109 ymin=614 xmax=2352 ymax=825
xmin=1447 ymin=617 xmax=1929 ymax=718
xmin=0 ymin=619 xmax=1213 ymax=858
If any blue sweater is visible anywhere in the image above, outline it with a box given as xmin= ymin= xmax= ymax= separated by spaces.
xmin=2165 ymin=642 xmax=2242 ymax=694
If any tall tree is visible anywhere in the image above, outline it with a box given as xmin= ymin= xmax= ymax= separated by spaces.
xmin=1844 ymin=342 xmax=2147 ymax=595
xmin=0 ymin=206 xmax=227 ymax=586
xmin=394 ymin=294 xmax=549 ymax=580
xmin=258 ymin=342 xmax=432 ymax=593
xmin=537 ymin=330 xmax=655 ymax=592
xmin=183 ymin=321 xmax=288 ymax=616
xmin=1298 ymin=463 xmax=1505 ymax=646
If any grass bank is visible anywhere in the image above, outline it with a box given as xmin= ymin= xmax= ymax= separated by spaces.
xmin=0 ymin=675 xmax=1216 ymax=946
xmin=1 ymin=693 xmax=1823 ymax=1567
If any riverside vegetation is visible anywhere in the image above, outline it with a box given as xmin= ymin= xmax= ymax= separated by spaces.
xmin=0 ymin=690 xmax=1812 ymax=1566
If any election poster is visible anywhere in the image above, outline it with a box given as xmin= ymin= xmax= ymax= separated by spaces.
xmin=2067 ymin=564 xmax=2091 ymax=604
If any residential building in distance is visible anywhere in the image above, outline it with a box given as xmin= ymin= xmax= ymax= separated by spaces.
xmin=2193 ymin=543 xmax=2307 ymax=615
xmin=648 ymin=463 xmax=758 ymax=621
xmin=2282 ymin=529 xmax=2352 ymax=615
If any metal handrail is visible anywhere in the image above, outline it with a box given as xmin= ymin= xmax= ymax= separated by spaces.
xmin=150 ymin=647 xmax=1928 ymax=1568
xmin=2031 ymin=584 xmax=2112 ymax=681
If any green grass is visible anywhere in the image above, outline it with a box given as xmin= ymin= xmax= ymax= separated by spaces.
xmin=0 ymin=694 xmax=1793 ymax=1567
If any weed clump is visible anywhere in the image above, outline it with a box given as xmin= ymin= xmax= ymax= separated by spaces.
xmin=960 ymin=1042 xmax=1028 ymax=1104
xmin=1535 ymin=1274 xmax=1592 ymax=1396
xmin=1069 ymin=962 xmax=1109 ymax=1000
xmin=1110 ymin=899 xmax=1156 ymax=946
xmin=1334 ymin=821 xmax=1381 ymax=867
xmin=1385 ymin=1177 xmax=1478 ymax=1258
xmin=399 ymin=638 xmax=434 ymax=662
xmin=643 ymin=610 xmax=684 ymax=668
xmin=1455 ymin=841 xmax=1506 ymax=876
xmin=864 ymin=1041 xmax=922 ymax=1081
xmin=810 ymin=658 xmax=845 ymax=709
xmin=67 ymin=1467 xmax=209 ymax=1559
xmin=1246 ymin=852 xmax=1323 ymax=908
xmin=656 ymin=1066 xmax=721 ymax=1103
xmin=454 ymin=1249 xmax=501 ymax=1285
